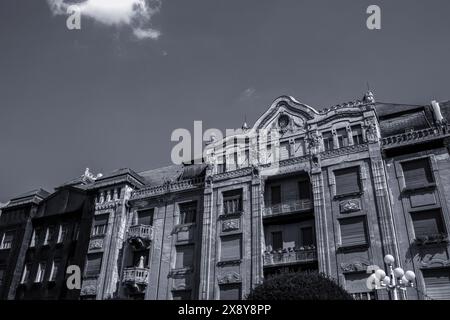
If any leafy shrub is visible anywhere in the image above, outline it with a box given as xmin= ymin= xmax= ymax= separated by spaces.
xmin=246 ymin=271 xmax=353 ymax=300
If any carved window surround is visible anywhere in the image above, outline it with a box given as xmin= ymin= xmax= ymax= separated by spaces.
xmin=395 ymin=154 xmax=438 ymax=193
xmin=217 ymin=259 xmax=242 ymax=267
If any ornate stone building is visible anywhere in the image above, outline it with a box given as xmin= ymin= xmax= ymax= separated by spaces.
xmin=1 ymin=92 xmax=450 ymax=300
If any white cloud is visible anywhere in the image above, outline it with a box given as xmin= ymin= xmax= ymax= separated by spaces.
xmin=47 ymin=0 xmax=161 ymax=40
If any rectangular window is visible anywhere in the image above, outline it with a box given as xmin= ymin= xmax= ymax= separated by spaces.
xmin=92 ymin=214 xmax=108 ymax=237
xmin=322 ymin=131 xmax=334 ymax=151
xmin=294 ymin=138 xmax=305 ymax=157
xmin=21 ymin=264 xmax=31 ymax=284
xmin=44 ymin=226 xmax=56 ymax=246
xmin=340 ymin=216 xmax=367 ymax=247
xmin=402 ymin=158 xmax=434 ymax=189
xmin=179 ymin=202 xmax=197 ymax=225
xmin=301 ymin=227 xmax=314 ymax=246
xmin=423 ymin=268 xmax=450 ymax=300
xmin=336 ymin=128 xmax=349 ymax=148
xmin=175 ymin=245 xmax=194 ymax=269
xmin=298 ymin=180 xmax=311 ymax=200
xmin=0 ymin=231 xmax=14 ymax=250
xmin=57 ymin=224 xmax=68 ymax=244
xmin=279 ymin=141 xmax=290 ymax=160
xmin=271 ymin=186 xmax=281 ymax=205
xmin=411 ymin=209 xmax=446 ymax=239
xmin=30 ymin=229 xmax=36 ymax=247
xmin=172 ymin=290 xmax=192 ymax=300
xmin=220 ymin=235 xmax=241 ymax=261
xmin=335 ymin=167 xmax=361 ymax=196
xmin=271 ymin=231 xmax=283 ymax=250
xmin=49 ymin=260 xmax=60 ymax=282
xmin=351 ymin=125 xmax=364 ymax=145
xmin=137 ymin=209 xmax=154 ymax=226
xmin=223 ymin=190 xmax=242 ymax=215
xmin=85 ymin=253 xmax=103 ymax=277
xmin=35 ymin=262 xmax=46 ymax=283
xmin=219 ymin=284 xmax=241 ymax=300
xmin=243 ymin=150 xmax=250 ymax=167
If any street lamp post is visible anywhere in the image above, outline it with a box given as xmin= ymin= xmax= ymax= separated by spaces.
xmin=372 ymin=254 xmax=416 ymax=300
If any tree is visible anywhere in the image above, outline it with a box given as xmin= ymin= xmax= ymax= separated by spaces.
xmin=246 ymin=271 xmax=353 ymax=300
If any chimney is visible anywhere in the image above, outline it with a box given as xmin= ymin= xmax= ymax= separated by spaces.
xmin=431 ymin=100 xmax=444 ymax=123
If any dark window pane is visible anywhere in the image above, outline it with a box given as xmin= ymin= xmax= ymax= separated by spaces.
xmin=301 ymin=227 xmax=314 ymax=246
xmin=402 ymin=158 xmax=434 ymax=189
xmin=137 ymin=209 xmax=154 ymax=226
xmin=175 ymin=245 xmax=194 ymax=269
xmin=179 ymin=202 xmax=197 ymax=224
xmin=298 ymin=180 xmax=311 ymax=200
xmin=411 ymin=209 xmax=445 ymax=238
xmin=271 ymin=186 xmax=281 ymax=205
xmin=272 ymin=231 xmax=283 ymax=250
xmin=423 ymin=268 xmax=450 ymax=300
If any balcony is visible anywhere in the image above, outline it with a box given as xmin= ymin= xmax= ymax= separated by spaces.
xmin=122 ymin=267 xmax=149 ymax=292
xmin=381 ymin=125 xmax=450 ymax=150
xmin=127 ymin=225 xmax=153 ymax=249
xmin=263 ymin=199 xmax=313 ymax=218
xmin=264 ymin=246 xmax=317 ymax=267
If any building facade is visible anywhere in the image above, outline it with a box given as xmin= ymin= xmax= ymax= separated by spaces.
xmin=1 ymin=92 xmax=450 ymax=300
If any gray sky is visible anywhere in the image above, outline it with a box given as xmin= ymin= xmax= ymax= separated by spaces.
xmin=1 ymin=0 xmax=449 ymax=202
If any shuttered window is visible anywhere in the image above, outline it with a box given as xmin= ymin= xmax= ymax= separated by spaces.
xmin=172 ymin=290 xmax=192 ymax=300
xmin=340 ymin=216 xmax=367 ymax=246
xmin=220 ymin=284 xmax=241 ymax=300
xmin=220 ymin=235 xmax=241 ymax=261
xmin=175 ymin=245 xmax=194 ymax=269
xmin=335 ymin=167 xmax=361 ymax=196
xmin=272 ymin=232 xmax=283 ymax=250
xmin=137 ymin=209 xmax=154 ymax=226
xmin=402 ymin=158 xmax=434 ymax=189
xmin=85 ymin=253 xmax=103 ymax=277
xmin=179 ymin=202 xmax=197 ymax=224
xmin=411 ymin=209 xmax=446 ymax=238
xmin=423 ymin=269 xmax=450 ymax=300
xmin=271 ymin=186 xmax=281 ymax=205
xmin=345 ymin=272 xmax=371 ymax=292
xmin=279 ymin=141 xmax=290 ymax=160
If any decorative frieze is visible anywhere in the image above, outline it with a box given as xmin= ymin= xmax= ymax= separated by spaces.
xmin=89 ymin=238 xmax=104 ymax=251
xmin=340 ymin=261 xmax=370 ymax=273
xmin=222 ymin=219 xmax=240 ymax=232
xmin=339 ymin=199 xmax=361 ymax=213
xmin=217 ymin=272 xmax=242 ymax=284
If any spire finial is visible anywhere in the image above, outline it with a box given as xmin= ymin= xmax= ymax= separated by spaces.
xmin=241 ymin=114 xmax=249 ymax=131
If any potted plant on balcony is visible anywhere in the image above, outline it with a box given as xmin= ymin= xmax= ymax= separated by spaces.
xmin=246 ymin=271 xmax=353 ymax=300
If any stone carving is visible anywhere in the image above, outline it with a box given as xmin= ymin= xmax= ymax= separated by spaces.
xmin=89 ymin=238 xmax=104 ymax=250
xmin=217 ymin=272 xmax=242 ymax=284
xmin=308 ymin=131 xmax=321 ymax=155
xmin=365 ymin=119 xmax=379 ymax=143
xmin=80 ymin=280 xmax=98 ymax=296
xmin=222 ymin=219 xmax=240 ymax=232
xmin=419 ymin=254 xmax=450 ymax=268
xmin=339 ymin=199 xmax=361 ymax=213
xmin=340 ymin=261 xmax=369 ymax=273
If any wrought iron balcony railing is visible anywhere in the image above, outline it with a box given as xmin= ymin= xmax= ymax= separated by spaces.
xmin=263 ymin=199 xmax=313 ymax=217
xmin=263 ymin=246 xmax=317 ymax=267
xmin=122 ymin=267 xmax=149 ymax=286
